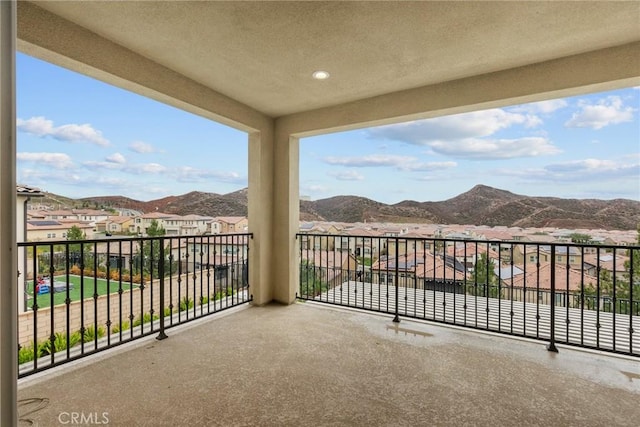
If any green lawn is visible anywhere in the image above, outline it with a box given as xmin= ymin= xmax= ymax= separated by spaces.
xmin=26 ymin=275 xmax=139 ymax=309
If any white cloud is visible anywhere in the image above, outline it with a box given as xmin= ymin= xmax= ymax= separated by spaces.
xmin=129 ymin=141 xmax=157 ymax=153
xmin=17 ymin=152 xmax=74 ymax=169
xmin=565 ymin=96 xmax=636 ymax=129
xmin=425 ymin=137 xmax=560 ymax=160
xmin=398 ymin=161 xmax=457 ymax=172
xmin=19 ymin=169 xmax=82 ymax=185
xmin=328 ymin=170 xmax=364 ymax=181
xmin=545 ymin=158 xmax=617 ymax=173
xmin=495 ymin=157 xmax=640 ymax=182
xmin=136 ymin=163 xmax=167 ymax=174
xmin=545 ymin=159 xmax=639 ymax=179
xmin=82 ymin=160 xmax=123 ymax=170
xmin=17 ymin=116 xmax=109 ymax=146
xmin=106 ymin=152 xmax=126 ymax=164
xmin=368 ymin=108 xmax=538 ymax=144
xmin=323 ymin=154 xmax=417 ymax=168
xmin=365 ymin=109 xmax=559 ymax=159
xmin=524 ymin=115 xmax=543 ymax=128
xmin=77 ymin=160 xmax=246 ymax=185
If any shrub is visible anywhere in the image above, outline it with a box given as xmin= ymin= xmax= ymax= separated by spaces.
xmin=69 ymin=265 xmax=82 ymax=275
xmin=112 ymin=321 xmax=130 ymax=333
xmin=179 ymin=297 xmax=194 ymax=312
xmin=82 ymin=325 xmax=106 ymax=343
xmin=37 ymin=341 xmax=51 ymax=357
xmin=18 ymin=345 xmax=36 ymax=364
xmin=213 ymin=287 xmax=235 ymax=301
xmin=38 ymin=333 xmax=78 ymax=357
xmin=133 ymin=312 xmax=159 ymax=327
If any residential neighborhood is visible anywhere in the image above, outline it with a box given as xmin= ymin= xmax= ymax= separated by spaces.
xmin=16 ymin=185 xmax=640 ymax=318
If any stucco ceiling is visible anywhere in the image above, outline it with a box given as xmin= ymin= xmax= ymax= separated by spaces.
xmin=21 ymin=1 xmax=640 ymax=118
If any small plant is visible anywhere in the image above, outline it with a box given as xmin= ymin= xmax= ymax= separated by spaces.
xmin=199 ymin=296 xmax=209 ymax=305
xmin=133 ymin=312 xmax=159 ymax=327
xmin=179 ymin=297 xmax=194 ymax=312
xmin=18 ymin=345 xmax=36 ymax=364
xmin=213 ymin=287 xmax=235 ymax=301
xmin=82 ymin=325 xmax=106 ymax=343
xmin=163 ymin=307 xmax=173 ymax=317
xmin=37 ymin=340 xmax=51 ymax=357
xmin=112 ymin=320 xmax=130 ymax=333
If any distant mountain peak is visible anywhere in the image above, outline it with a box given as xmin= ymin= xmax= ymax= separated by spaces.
xmin=42 ymin=185 xmax=640 ymax=230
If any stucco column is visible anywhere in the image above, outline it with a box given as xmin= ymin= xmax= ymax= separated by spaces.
xmin=247 ymin=129 xmax=274 ymax=305
xmin=0 ymin=0 xmax=18 ymax=425
xmin=271 ymin=124 xmax=299 ymax=304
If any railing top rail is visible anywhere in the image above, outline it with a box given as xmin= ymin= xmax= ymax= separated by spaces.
xmin=18 ymin=232 xmax=254 ymax=247
xmin=295 ymin=232 xmax=639 ymax=251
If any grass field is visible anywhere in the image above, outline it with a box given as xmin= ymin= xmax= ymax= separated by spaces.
xmin=26 ymin=275 xmax=139 ymax=309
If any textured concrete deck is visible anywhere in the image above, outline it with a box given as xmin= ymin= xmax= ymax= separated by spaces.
xmin=18 ymin=302 xmax=640 ymax=426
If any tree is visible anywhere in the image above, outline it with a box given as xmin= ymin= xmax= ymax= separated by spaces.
xmin=66 ymin=225 xmax=87 ymax=267
xmin=135 ymin=220 xmax=171 ymax=278
xmin=299 ymin=260 xmax=329 ymax=297
xmin=67 ymin=225 xmax=85 ymax=241
xmin=470 ymin=253 xmax=499 ymax=298
xmin=146 ymin=219 xmax=166 ymax=237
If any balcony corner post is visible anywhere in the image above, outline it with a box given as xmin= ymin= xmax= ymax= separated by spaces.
xmin=393 ymin=237 xmax=400 ymax=323
xmin=547 ymin=245 xmax=558 ymax=353
xmin=0 ymin=0 xmax=18 ymax=425
xmin=156 ymin=237 xmax=168 ymax=341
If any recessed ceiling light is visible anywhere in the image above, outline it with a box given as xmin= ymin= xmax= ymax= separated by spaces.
xmin=312 ymin=70 xmax=330 ymax=80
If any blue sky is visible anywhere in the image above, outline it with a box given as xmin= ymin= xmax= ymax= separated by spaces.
xmin=17 ymin=53 xmax=640 ymax=204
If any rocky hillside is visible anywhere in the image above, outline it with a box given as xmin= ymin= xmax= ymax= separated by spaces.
xmin=71 ymin=184 xmax=640 ymax=230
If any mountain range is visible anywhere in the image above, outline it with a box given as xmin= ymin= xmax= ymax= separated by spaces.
xmin=43 ymin=185 xmax=640 ymax=230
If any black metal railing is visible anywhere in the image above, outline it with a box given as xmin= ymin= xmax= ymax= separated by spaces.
xmin=17 ymin=233 xmax=252 ymax=377
xmin=297 ymin=233 xmax=639 ymax=357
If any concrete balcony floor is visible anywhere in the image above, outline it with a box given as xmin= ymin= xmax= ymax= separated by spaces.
xmin=18 ymin=302 xmax=640 ymax=426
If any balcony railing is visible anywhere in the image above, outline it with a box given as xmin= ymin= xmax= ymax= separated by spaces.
xmin=297 ymin=233 xmax=639 ymax=357
xmin=17 ymin=233 xmax=252 ymax=377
